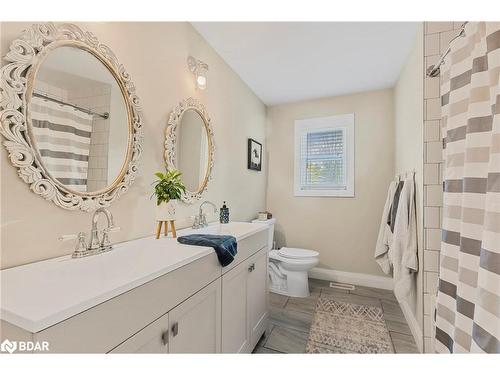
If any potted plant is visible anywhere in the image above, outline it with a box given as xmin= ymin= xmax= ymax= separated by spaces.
xmin=152 ymin=169 xmax=186 ymax=221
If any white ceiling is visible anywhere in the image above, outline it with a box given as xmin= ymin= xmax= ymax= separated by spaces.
xmin=192 ymin=22 xmax=418 ymax=106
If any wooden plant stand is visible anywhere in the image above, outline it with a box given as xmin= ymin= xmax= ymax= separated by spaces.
xmin=156 ymin=220 xmax=177 ymax=239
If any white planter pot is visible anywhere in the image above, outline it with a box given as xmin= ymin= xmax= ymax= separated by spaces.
xmin=155 ymin=200 xmax=177 ymax=221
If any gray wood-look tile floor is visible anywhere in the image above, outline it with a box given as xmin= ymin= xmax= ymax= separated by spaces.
xmin=252 ymin=278 xmax=419 ymax=354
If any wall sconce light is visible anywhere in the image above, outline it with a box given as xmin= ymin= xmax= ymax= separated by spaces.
xmin=187 ymin=56 xmax=209 ymax=90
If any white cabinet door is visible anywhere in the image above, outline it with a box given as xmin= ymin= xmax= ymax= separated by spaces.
xmin=168 ymin=278 xmax=221 ymax=353
xmin=221 ymin=247 xmax=269 ymax=353
xmin=110 ymin=313 xmax=170 ymax=353
xmin=247 ymin=248 xmax=269 ymax=349
xmin=221 ymin=258 xmax=251 ymax=353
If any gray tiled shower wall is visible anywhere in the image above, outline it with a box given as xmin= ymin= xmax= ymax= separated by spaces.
xmin=422 ymin=21 xmax=464 ymax=353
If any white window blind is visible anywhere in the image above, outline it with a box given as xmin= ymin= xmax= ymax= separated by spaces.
xmin=294 ymin=114 xmax=354 ymax=197
xmin=299 ymin=128 xmax=346 ymax=190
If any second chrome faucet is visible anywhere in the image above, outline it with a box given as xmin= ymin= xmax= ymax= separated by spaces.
xmin=192 ymin=201 xmax=217 ymax=229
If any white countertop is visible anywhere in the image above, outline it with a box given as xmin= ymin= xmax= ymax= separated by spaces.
xmin=0 ymin=222 xmax=267 ymax=333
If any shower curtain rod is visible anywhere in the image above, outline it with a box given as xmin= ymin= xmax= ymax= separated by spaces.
xmin=32 ymin=91 xmax=110 ymax=120
xmin=426 ymin=22 xmax=468 ymax=78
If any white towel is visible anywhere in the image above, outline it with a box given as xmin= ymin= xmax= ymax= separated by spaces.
xmin=392 ymin=176 xmax=418 ymax=301
xmin=374 ymin=181 xmax=397 ymax=274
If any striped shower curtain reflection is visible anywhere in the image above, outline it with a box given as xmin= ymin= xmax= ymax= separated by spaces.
xmin=31 ymin=96 xmax=93 ymax=192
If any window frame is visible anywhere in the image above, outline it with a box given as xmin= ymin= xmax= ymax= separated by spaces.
xmin=294 ymin=114 xmax=355 ymax=197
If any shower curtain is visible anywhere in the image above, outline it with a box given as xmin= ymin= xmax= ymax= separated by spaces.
xmin=435 ymin=22 xmax=500 ymax=353
xmin=31 ymin=96 xmax=93 ymax=192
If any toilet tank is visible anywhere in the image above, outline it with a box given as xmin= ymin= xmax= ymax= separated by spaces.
xmin=252 ymin=218 xmax=276 ymax=251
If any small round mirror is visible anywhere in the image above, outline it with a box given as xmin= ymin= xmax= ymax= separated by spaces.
xmin=164 ymin=98 xmax=214 ymax=203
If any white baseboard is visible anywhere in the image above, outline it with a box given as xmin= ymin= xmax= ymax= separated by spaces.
xmin=399 ymin=300 xmax=424 ymax=353
xmin=309 ymin=267 xmax=394 ymax=290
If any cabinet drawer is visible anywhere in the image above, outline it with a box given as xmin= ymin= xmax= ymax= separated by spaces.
xmin=35 ymin=252 xmax=220 ymax=353
xmin=222 ymin=230 xmax=267 ymax=273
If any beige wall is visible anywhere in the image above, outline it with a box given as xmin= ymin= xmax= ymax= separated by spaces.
xmin=393 ymin=24 xmax=424 ymax=334
xmin=0 ymin=22 xmax=267 ymax=269
xmin=266 ymin=88 xmax=394 ymax=277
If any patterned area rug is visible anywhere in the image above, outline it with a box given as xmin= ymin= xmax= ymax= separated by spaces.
xmin=305 ymin=296 xmax=395 ymax=353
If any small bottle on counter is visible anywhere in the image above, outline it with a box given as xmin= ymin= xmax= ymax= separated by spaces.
xmin=220 ymin=201 xmax=229 ymax=223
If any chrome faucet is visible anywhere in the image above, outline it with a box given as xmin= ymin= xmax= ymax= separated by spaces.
xmin=59 ymin=207 xmax=120 ymax=258
xmin=192 ymin=201 xmax=217 ymax=229
xmin=89 ymin=208 xmax=115 ymax=251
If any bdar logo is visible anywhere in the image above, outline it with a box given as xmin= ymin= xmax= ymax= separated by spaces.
xmin=1 ymin=339 xmax=17 ymax=354
xmin=0 ymin=339 xmax=49 ymax=353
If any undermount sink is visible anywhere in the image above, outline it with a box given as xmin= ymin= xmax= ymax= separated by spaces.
xmin=179 ymin=221 xmax=268 ymax=241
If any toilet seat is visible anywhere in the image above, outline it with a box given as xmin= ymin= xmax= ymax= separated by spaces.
xmin=278 ymin=247 xmax=319 ymax=259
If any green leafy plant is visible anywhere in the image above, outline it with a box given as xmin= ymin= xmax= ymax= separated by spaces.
xmin=151 ymin=169 xmax=186 ymax=205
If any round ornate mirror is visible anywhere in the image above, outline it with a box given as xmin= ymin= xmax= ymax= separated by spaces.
xmin=0 ymin=23 xmax=143 ymax=211
xmin=164 ymin=98 xmax=214 ymax=203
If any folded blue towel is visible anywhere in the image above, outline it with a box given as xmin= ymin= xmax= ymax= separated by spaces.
xmin=177 ymin=234 xmax=238 ymax=267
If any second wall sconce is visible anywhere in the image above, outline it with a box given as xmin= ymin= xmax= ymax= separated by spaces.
xmin=187 ymin=56 xmax=209 ymax=90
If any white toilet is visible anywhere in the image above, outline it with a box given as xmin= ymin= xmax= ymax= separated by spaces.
xmin=252 ymin=218 xmax=319 ymax=298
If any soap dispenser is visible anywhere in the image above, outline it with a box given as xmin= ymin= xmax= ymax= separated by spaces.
xmin=220 ymin=201 xmax=229 ymax=224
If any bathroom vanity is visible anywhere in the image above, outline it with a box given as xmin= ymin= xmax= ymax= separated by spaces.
xmin=0 ymin=222 xmax=269 ymax=353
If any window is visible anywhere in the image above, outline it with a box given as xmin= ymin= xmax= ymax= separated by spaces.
xmin=294 ymin=114 xmax=354 ymax=197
